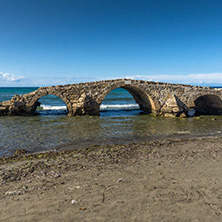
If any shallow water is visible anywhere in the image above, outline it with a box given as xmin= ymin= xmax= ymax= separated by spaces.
xmin=1 ymin=113 xmax=222 ymax=157
xmin=0 ymin=87 xmax=222 ymax=157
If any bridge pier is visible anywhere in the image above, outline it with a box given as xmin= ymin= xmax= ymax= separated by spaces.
xmin=160 ymin=94 xmax=189 ymax=117
xmin=69 ymin=92 xmax=100 ymax=116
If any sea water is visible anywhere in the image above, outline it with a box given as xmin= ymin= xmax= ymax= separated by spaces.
xmin=0 ymin=87 xmax=222 ymax=157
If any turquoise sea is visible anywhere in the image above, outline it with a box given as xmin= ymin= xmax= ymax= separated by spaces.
xmin=0 ymin=87 xmax=222 ymax=157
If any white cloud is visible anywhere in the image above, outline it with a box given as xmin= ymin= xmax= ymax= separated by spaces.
xmin=0 ymin=72 xmax=25 ymax=82
xmin=0 ymin=71 xmax=221 ymax=87
xmin=35 ymin=73 xmax=222 ymax=87
xmin=28 ymin=76 xmax=97 ymax=87
xmin=125 ymin=73 xmax=222 ymax=85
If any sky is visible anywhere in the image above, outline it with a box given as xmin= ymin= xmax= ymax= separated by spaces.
xmin=0 ymin=0 xmax=222 ymax=87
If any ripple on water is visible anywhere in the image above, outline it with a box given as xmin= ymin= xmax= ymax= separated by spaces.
xmin=0 ymin=114 xmax=222 ymax=157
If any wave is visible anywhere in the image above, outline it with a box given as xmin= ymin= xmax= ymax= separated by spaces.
xmin=100 ymin=104 xmax=139 ymax=110
xmin=103 ymin=97 xmax=135 ymax=102
xmin=40 ymin=104 xmax=140 ymax=111
xmin=40 ymin=105 xmax=67 ymax=110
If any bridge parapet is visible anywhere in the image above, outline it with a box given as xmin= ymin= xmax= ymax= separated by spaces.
xmin=0 ymin=79 xmax=222 ymax=117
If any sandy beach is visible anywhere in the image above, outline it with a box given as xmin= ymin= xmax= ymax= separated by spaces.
xmin=1 ymin=136 xmax=222 ymax=222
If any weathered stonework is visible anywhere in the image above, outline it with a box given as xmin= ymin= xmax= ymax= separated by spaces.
xmin=0 ymin=79 xmax=222 ymax=117
xmin=160 ymin=94 xmax=189 ymax=117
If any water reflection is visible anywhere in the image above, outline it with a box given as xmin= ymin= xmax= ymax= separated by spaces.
xmin=0 ymin=113 xmax=222 ymax=157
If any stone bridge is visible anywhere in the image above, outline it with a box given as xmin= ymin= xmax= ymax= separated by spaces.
xmin=0 ymin=79 xmax=222 ymax=117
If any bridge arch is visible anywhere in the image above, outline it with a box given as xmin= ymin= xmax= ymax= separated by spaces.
xmin=188 ymin=93 xmax=222 ymax=115
xmin=29 ymin=89 xmax=72 ymax=115
xmin=97 ymin=81 xmax=158 ymax=114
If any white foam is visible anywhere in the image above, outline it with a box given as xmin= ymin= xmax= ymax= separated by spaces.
xmin=40 ymin=105 xmax=67 ymax=110
xmin=40 ymin=103 xmax=140 ymax=111
xmin=100 ymin=104 xmax=139 ymax=110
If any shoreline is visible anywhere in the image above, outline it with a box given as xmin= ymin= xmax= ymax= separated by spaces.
xmin=1 ymin=136 xmax=222 ymax=221
xmin=1 ymin=134 xmax=222 ymax=161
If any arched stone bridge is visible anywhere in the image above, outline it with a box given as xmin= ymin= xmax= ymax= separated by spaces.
xmin=0 ymin=79 xmax=222 ymax=117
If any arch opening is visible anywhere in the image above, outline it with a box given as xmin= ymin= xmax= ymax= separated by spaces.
xmin=194 ymin=95 xmax=222 ymax=115
xmin=99 ymin=86 xmax=154 ymax=115
xmin=34 ymin=94 xmax=68 ymax=116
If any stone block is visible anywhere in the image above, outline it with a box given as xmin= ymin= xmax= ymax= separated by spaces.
xmin=2 ymin=101 xmax=12 ymax=106
xmin=13 ymin=101 xmax=25 ymax=107
xmin=161 ymin=94 xmax=189 ymax=117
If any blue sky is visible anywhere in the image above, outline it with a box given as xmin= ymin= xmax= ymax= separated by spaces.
xmin=0 ymin=0 xmax=222 ymax=86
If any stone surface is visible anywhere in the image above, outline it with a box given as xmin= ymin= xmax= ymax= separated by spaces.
xmin=160 ymin=94 xmax=189 ymax=117
xmin=0 ymin=79 xmax=222 ymax=117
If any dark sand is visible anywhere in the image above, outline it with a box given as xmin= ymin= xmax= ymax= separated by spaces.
xmin=1 ymin=136 xmax=222 ymax=222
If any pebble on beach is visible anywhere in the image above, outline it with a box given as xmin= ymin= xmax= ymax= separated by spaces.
xmin=71 ymin=199 xmax=78 ymax=205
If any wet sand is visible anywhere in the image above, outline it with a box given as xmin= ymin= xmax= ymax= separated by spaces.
xmin=1 ymin=136 xmax=222 ymax=222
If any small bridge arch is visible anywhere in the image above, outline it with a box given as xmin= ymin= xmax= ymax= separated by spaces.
xmin=28 ymin=89 xmax=72 ymax=115
xmin=188 ymin=93 xmax=222 ymax=115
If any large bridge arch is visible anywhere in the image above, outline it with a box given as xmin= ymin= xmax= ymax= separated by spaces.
xmin=96 ymin=81 xmax=159 ymax=114
xmin=28 ymin=89 xmax=72 ymax=115
xmin=187 ymin=93 xmax=222 ymax=115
